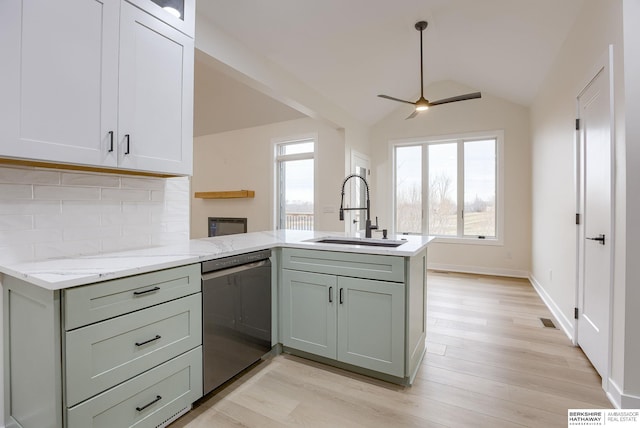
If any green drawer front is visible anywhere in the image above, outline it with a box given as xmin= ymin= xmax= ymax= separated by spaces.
xmin=65 ymin=294 xmax=202 ymax=407
xmin=64 ymin=264 xmax=201 ymax=330
xmin=282 ymin=248 xmax=405 ymax=283
xmin=67 ymin=347 xmax=203 ymax=428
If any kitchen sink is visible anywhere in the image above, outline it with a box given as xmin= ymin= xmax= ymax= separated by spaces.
xmin=306 ymin=236 xmax=407 ymax=248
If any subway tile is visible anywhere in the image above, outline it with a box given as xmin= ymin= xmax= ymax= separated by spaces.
xmin=122 ymin=201 xmax=164 ymax=216
xmin=34 ymin=240 xmax=102 ymax=260
xmin=165 ymin=177 xmax=190 ymax=192
xmin=0 ymin=166 xmax=60 ymax=185
xmin=101 ymin=212 xmax=149 ymax=226
xmin=0 ymin=244 xmax=35 ymax=264
xmin=101 ymin=234 xmax=151 ymax=253
xmin=101 ymin=188 xmax=151 ymax=201
xmin=164 ymin=201 xmax=190 ymax=217
xmin=121 ymin=177 xmax=165 ymax=191
xmin=0 ymin=200 xmax=61 ymax=215
xmin=164 ymin=190 xmax=190 ymax=202
xmin=151 ymin=231 xmax=189 ymax=245
xmin=34 ymin=213 xmax=100 ymax=230
xmin=63 ymin=226 xmax=121 ymax=242
xmin=0 ymin=183 xmax=33 ymax=199
xmin=150 ymin=190 xmax=165 ymax=202
xmin=34 ymin=185 xmax=100 ymax=200
xmin=0 ymin=228 xmax=62 ymax=245
xmin=61 ymin=172 xmax=120 ymax=188
xmin=62 ymin=200 xmax=121 ymax=215
xmin=163 ymin=221 xmax=189 ymax=233
xmin=0 ymin=214 xmax=33 ymax=231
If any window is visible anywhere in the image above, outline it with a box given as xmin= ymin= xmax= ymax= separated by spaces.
xmin=394 ymin=132 xmax=502 ymax=242
xmin=275 ymin=138 xmax=315 ymax=230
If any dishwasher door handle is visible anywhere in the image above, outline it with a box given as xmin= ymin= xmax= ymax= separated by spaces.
xmin=202 ymin=259 xmax=270 ymax=281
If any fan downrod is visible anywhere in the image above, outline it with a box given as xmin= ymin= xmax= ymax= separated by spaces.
xmin=415 ymin=21 xmax=428 ymax=31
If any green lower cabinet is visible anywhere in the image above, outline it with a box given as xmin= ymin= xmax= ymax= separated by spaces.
xmin=67 ymin=347 xmax=202 ymax=428
xmin=337 ymin=276 xmax=405 ymax=377
xmin=281 ymin=269 xmax=405 ymax=377
xmin=281 ymin=269 xmax=337 ymax=359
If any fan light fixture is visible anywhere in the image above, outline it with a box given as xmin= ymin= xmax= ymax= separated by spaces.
xmin=378 ymin=21 xmax=481 ymax=119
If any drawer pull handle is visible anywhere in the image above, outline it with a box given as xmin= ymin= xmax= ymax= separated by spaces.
xmin=135 ymin=335 xmax=161 ymax=347
xmin=339 ymin=288 xmax=344 ymax=304
xmin=133 ymin=286 xmax=160 ymax=296
xmin=136 ymin=395 xmax=162 ymax=412
xmin=329 ymin=286 xmax=333 ymax=303
xmin=124 ymin=134 xmax=131 ymax=155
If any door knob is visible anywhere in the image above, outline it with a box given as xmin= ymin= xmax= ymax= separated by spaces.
xmin=586 ymin=234 xmax=605 ymax=245
xmin=353 ymin=219 xmax=358 ymax=224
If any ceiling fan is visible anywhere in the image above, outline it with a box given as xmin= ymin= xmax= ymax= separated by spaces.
xmin=378 ymin=21 xmax=481 ymax=119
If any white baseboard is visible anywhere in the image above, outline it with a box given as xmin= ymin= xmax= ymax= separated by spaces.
xmin=528 ymin=273 xmax=575 ymax=343
xmin=607 ymin=378 xmax=640 ymax=409
xmin=427 ymin=262 xmax=529 ymax=279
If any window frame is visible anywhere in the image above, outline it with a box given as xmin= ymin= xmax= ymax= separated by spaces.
xmin=273 ymin=135 xmax=317 ymax=231
xmin=391 ymin=130 xmax=504 ymax=245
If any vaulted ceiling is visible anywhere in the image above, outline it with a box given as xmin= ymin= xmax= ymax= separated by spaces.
xmin=194 ymin=0 xmax=585 ymax=132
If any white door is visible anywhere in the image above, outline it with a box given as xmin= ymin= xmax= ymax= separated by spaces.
xmin=576 ymin=53 xmax=613 ymax=380
xmin=350 ymin=152 xmax=370 ymax=235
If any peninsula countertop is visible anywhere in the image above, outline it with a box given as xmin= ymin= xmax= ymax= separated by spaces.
xmin=0 ymin=230 xmax=433 ymax=290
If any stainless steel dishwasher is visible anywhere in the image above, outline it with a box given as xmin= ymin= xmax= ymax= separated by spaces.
xmin=201 ymin=249 xmax=272 ymax=395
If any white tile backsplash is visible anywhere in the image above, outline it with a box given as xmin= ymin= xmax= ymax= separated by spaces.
xmin=0 ymin=165 xmax=190 ymax=263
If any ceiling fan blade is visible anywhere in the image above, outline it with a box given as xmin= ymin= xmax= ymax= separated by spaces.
xmin=378 ymin=94 xmax=416 ymax=106
xmin=429 ymin=92 xmax=481 ymax=107
xmin=405 ymin=110 xmax=419 ymax=120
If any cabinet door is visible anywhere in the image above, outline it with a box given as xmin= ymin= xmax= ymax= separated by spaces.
xmin=337 ymin=277 xmax=405 ymax=377
xmin=0 ymin=0 xmax=119 ymax=167
xmin=281 ymin=269 xmax=337 ymax=359
xmin=118 ymin=1 xmax=194 ymax=175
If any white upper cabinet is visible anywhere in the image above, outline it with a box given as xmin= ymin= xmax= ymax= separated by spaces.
xmin=0 ymin=0 xmax=120 ymax=168
xmin=118 ymin=1 xmax=194 ymax=175
xmin=0 ymin=0 xmax=194 ymax=176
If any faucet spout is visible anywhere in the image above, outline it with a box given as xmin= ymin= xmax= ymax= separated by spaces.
xmin=339 ymin=174 xmax=375 ymax=238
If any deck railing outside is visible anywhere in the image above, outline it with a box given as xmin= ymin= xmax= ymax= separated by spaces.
xmin=285 ymin=213 xmax=314 ymax=230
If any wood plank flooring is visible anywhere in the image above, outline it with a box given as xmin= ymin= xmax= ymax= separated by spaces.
xmin=170 ymin=271 xmax=611 ymax=428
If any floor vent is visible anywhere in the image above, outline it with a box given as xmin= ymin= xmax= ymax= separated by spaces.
xmin=540 ymin=318 xmax=557 ymax=328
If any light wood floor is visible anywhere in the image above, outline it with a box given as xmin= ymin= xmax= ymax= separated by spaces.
xmin=171 ymin=271 xmax=612 ymax=428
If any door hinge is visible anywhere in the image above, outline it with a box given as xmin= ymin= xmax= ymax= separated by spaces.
xmin=576 ymin=213 xmax=580 ymax=225
xmin=575 ymin=118 xmax=580 ymax=130
xmin=574 ymin=307 xmax=579 ymax=319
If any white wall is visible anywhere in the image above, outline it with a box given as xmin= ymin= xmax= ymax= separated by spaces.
xmin=190 ymin=118 xmax=346 ymax=238
xmin=530 ymin=0 xmax=640 ymax=407
xmin=370 ymin=80 xmax=532 ymax=277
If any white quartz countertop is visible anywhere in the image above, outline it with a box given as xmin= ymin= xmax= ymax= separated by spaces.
xmin=0 ymin=230 xmax=433 ymax=290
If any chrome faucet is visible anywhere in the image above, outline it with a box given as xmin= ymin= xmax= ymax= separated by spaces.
xmin=339 ymin=174 xmax=378 ymax=238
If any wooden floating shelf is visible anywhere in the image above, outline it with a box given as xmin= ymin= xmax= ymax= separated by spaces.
xmin=194 ymin=190 xmax=255 ymax=199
